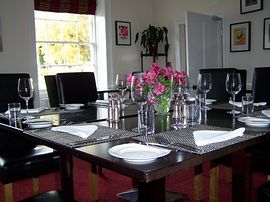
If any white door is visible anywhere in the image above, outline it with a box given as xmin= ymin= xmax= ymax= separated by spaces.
xmin=185 ymin=11 xmax=223 ymax=86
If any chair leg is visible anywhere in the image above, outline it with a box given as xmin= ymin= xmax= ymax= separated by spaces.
xmin=33 ymin=177 xmax=39 ymax=194
xmin=3 ymin=183 xmax=13 ymax=202
xmin=194 ymin=165 xmax=203 ymax=201
xmin=209 ymin=161 xmax=219 ymax=202
xmin=224 ymin=166 xmax=232 ymax=183
xmin=89 ymin=164 xmax=98 ymax=201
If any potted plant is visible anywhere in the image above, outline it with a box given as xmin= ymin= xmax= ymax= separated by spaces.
xmin=135 ymin=24 xmax=169 ymax=57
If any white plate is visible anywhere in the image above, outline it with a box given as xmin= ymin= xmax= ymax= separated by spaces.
xmin=238 ymin=117 xmax=270 ymax=127
xmin=108 ymin=143 xmax=170 ymax=163
xmin=63 ymin=104 xmax=84 ymax=111
xmin=27 ymin=119 xmax=53 ymax=129
xmin=262 ymin=110 xmax=270 ymax=117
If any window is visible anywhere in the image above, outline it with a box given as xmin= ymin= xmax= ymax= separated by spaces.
xmin=34 ymin=11 xmax=97 ymax=91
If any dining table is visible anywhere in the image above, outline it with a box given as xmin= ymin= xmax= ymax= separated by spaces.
xmin=1 ymin=101 xmax=270 ymax=202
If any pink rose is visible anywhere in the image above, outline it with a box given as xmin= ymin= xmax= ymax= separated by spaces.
xmin=154 ymin=82 xmax=166 ymax=96
xmin=127 ymin=73 xmax=133 ymax=84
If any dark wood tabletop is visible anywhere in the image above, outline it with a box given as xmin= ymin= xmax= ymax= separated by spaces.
xmin=1 ymin=104 xmax=270 ymax=202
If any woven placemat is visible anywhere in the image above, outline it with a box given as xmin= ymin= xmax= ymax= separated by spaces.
xmin=133 ymin=125 xmax=262 ymax=154
xmin=25 ymin=124 xmax=139 ymax=148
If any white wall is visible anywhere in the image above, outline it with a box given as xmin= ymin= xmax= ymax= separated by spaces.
xmin=0 ymin=0 xmax=40 ymax=106
xmin=152 ymin=0 xmax=270 ymax=86
xmin=0 ymin=0 xmax=269 ymax=100
xmin=110 ymin=0 xmax=153 ymax=81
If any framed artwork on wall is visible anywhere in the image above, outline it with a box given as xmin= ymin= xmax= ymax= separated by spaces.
xmin=263 ymin=17 xmax=270 ymax=49
xmin=240 ymin=0 xmax=263 ymax=14
xmin=230 ymin=21 xmax=251 ymax=52
xmin=115 ymin=21 xmax=131 ymax=46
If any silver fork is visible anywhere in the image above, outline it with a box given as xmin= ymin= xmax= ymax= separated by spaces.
xmin=154 ymin=135 xmax=202 ymax=153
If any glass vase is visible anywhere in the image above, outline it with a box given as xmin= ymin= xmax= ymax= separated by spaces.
xmin=154 ymin=96 xmax=171 ymax=115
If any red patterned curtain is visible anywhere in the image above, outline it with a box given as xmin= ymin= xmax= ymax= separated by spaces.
xmin=34 ymin=0 xmax=96 ymax=15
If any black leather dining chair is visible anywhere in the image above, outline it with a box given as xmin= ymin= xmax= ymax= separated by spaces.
xmin=0 ymin=120 xmax=60 ymax=202
xmin=0 ymin=73 xmax=60 ymax=202
xmin=56 ymin=72 xmax=98 ymax=105
xmin=44 ymin=75 xmax=60 ymax=108
xmin=251 ymin=67 xmax=270 ymax=104
xmin=199 ymin=68 xmax=246 ymax=103
xmin=0 ymin=73 xmax=34 ymax=112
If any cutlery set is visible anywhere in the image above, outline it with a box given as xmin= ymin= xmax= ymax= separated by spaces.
xmin=144 ymin=135 xmax=202 ymax=153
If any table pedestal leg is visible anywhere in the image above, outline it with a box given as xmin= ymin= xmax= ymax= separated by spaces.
xmin=138 ymin=178 xmax=166 ymax=202
xmin=59 ymin=152 xmax=74 ymax=199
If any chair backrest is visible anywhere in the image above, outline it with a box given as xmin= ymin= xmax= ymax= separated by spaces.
xmin=199 ymin=68 xmax=236 ymax=103
xmin=235 ymin=69 xmax=247 ymax=101
xmin=199 ymin=68 xmax=246 ymax=102
xmin=56 ymin=72 xmax=98 ymax=104
xmin=0 ymin=73 xmax=34 ymax=112
xmin=44 ymin=75 xmax=60 ymax=108
xmin=252 ymin=67 xmax=270 ymax=104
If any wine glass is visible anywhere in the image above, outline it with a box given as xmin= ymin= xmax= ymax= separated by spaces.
xmin=115 ymin=74 xmax=127 ymax=99
xmin=18 ymin=78 xmax=34 ymax=119
xmin=130 ymin=73 xmax=148 ymax=133
xmin=225 ymin=72 xmax=242 ymax=115
xmin=197 ymin=73 xmax=212 ymax=110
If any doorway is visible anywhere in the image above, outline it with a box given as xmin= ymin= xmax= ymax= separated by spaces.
xmin=175 ymin=11 xmax=224 ymax=86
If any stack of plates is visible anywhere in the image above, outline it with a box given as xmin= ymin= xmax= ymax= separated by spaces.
xmin=238 ymin=116 xmax=270 ymax=127
xmin=61 ymin=104 xmax=84 ymax=111
xmin=27 ymin=119 xmax=53 ymax=129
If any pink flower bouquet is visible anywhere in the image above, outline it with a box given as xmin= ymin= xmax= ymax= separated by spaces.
xmin=128 ymin=63 xmax=187 ymax=114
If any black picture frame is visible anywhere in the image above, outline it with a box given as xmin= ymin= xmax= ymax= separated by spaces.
xmin=240 ymin=0 xmax=263 ymax=14
xmin=230 ymin=21 xmax=251 ymax=52
xmin=263 ymin=17 xmax=270 ymax=50
xmin=115 ymin=21 xmax=131 ymax=46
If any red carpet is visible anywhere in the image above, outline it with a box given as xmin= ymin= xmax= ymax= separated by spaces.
xmin=0 ymin=157 xmax=267 ymax=202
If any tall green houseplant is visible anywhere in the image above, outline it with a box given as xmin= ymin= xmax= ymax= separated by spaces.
xmin=135 ymin=24 xmax=169 ymax=57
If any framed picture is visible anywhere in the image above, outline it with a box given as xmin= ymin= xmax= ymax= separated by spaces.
xmin=230 ymin=21 xmax=251 ymax=52
xmin=115 ymin=21 xmax=131 ymax=46
xmin=263 ymin=17 xmax=270 ymax=49
xmin=240 ymin=0 xmax=263 ymax=14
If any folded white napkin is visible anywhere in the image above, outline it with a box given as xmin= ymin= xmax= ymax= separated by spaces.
xmin=229 ymin=101 xmax=267 ymax=107
xmin=51 ymin=125 xmax=98 ymax=139
xmin=193 ymin=127 xmax=245 ymax=146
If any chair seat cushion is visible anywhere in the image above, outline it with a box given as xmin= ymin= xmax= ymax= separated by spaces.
xmin=20 ymin=190 xmax=75 ymax=202
xmin=0 ymin=145 xmax=59 ymax=184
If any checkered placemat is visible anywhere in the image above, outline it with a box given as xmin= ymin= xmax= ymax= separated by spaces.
xmin=25 ymin=124 xmax=139 ymax=148
xmin=133 ymin=125 xmax=262 ymax=154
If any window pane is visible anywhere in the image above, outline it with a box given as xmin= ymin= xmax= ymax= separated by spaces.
xmin=47 ymin=21 xmax=61 ymax=41
xmin=79 ymin=45 xmax=91 ymax=63
xmin=35 ymin=20 xmax=47 ymax=41
xmin=48 ymin=43 xmax=64 ymax=64
xmin=65 ymin=44 xmax=79 ymax=64
xmin=63 ymin=21 xmax=76 ymax=42
xmin=78 ymin=23 xmax=90 ymax=42
xmin=36 ymin=43 xmax=47 ymax=65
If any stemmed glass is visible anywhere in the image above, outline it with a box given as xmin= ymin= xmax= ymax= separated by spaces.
xmin=225 ymin=72 xmax=242 ymax=115
xmin=18 ymin=78 xmax=34 ymax=119
xmin=115 ymin=74 xmax=127 ymax=102
xmin=130 ymin=73 xmax=148 ymax=133
xmin=197 ymin=73 xmax=212 ymax=110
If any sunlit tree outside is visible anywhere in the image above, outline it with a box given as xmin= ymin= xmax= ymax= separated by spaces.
xmin=35 ymin=11 xmax=96 ymax=90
